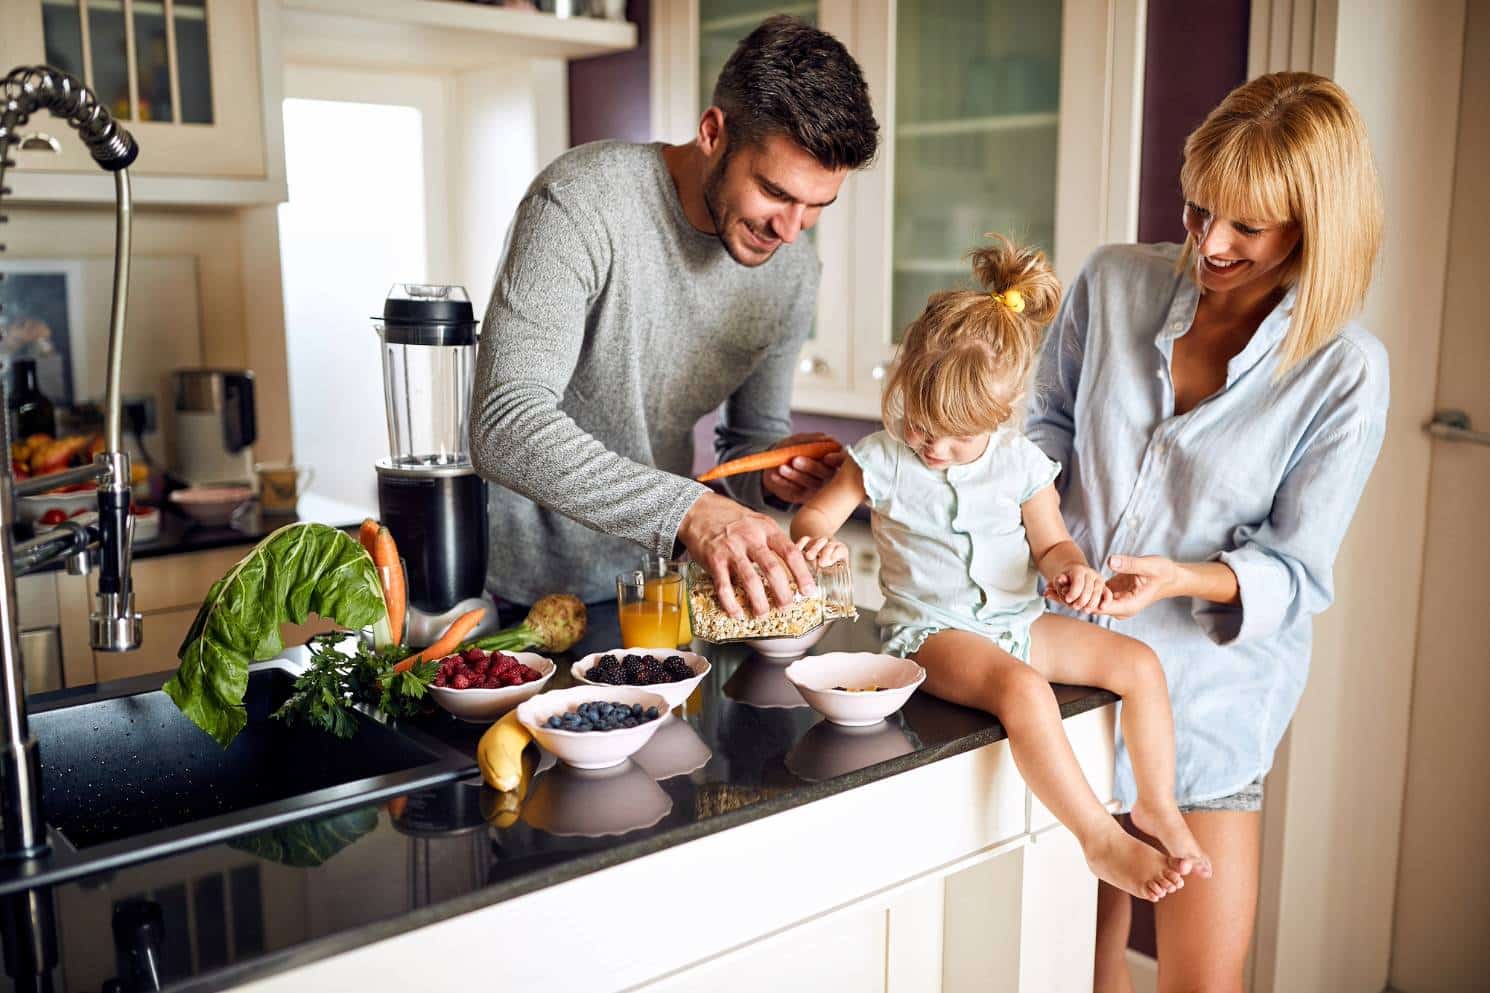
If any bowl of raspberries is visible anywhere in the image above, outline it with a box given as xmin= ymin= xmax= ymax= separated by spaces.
xmin=570 ymin=648 xmax=711 ymax=711
xmin=428 ymin=648 xmax=555 ymax=722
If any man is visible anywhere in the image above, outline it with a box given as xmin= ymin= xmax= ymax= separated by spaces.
xmin=471 ymin=16 xmax=879 ymax=618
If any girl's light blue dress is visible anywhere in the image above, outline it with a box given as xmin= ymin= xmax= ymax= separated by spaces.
xmin=849 ymin=428 xmax=1060 ymax=662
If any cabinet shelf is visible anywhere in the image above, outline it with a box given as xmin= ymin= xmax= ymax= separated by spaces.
xmin=896 ymin=112 xmax=1059 ymax=139
xmin=892 ymin=259 xmax=975 ymax=274
xmin=281 ymin=0 xmax=637 ymax=66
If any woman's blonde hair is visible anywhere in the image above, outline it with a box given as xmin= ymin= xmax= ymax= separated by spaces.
xmin=1180 ymin=71 xmax=1382 ymax=372
xmin=881 ymin=235 xmax=1060 ymax=438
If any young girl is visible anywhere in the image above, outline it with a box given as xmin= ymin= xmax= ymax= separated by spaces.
xmin=791 ymin=238 xmax=1211 ymax=902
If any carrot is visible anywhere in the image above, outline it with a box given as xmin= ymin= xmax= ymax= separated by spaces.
xmin=392 ymin=607 xmax=485 ymax=675
xmin=358 ymin=518 xmax=379 ymax=555
xmin=372 ymin=526 xmax=405 ymax=648
xmin=696 ymin=441 xmax=842 ymax=483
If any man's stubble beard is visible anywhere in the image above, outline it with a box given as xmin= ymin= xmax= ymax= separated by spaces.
xmin=703 ymin=142 xmax=774 ymax=268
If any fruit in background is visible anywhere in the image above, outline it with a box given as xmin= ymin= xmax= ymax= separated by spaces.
xmin=33 ymin=435 xmax=93 ymax=475
xmin=37 ymin=509 xmax=67 ymax=527
xmin=477 ymin=710 xmax=532 ymax=792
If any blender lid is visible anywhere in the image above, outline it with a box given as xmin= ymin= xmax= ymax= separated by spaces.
xmin=376 ymin=283 xmax=478 ymax=346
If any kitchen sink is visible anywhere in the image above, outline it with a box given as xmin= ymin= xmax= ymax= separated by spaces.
xmin=0 ymin=655 xmax=473 ymax=895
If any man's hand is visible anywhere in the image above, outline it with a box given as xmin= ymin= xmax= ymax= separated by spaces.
xmin=761 ymin=432 xmax=846 ymax=506
xmin=678 ymin=492 xmax=817 ymax=618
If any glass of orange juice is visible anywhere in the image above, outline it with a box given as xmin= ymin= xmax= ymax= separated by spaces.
xmin=640 ymin=555 xmax=692 ymax=646
xmin=617 ymin=570 xmax=683 ymax=649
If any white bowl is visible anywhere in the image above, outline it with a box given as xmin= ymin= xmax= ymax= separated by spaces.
xmin=570 ymin=648 xmax=710 ymax=711
xmin=517 ymin=685 xmax=672 ymax=770
xmin=784 ymin=653 xmax=926 ymax=727
xmin=132 ymin=506 xmax=161 ymax=543
xmin=745 ymin=623 xmax=830 ymax=661
xmin=16 ymin=489 xmax=97 ymax=525
xmin=427 ymin=652 xmax=555 ymax=723
xmin=169 ymin=486 xmax=253 ymax=526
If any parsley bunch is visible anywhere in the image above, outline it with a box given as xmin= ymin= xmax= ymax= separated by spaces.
xmin=273 ymin=635 xmax=437 ymax=738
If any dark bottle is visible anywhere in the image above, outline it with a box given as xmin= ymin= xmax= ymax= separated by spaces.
xmin=8 ymin=358 xmax=56 ymax=440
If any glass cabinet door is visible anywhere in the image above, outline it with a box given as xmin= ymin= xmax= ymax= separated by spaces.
xmin=36 ymin=0 xmax=216 ymax=126
xmin=698 ymin=2 xmax=818 ymax=117
xmin=890 ymin=0 xmax=1062 ymax=340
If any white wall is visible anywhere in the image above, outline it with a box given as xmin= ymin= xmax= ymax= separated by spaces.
xmin=1389 ymin=0 xmax=1490 ymax=987
xmin=1249 ymin=2 xmax=1468 ymax=991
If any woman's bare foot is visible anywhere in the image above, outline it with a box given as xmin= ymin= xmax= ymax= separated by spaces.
xmin=1131 ymin=799 xmax=1214 ymax=879
xmin=1082 ymin=823 xmax=1186 ymax=902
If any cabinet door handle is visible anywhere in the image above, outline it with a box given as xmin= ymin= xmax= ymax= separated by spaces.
xmin=871 ymin=364 xmax=887 ymax=381
xmin=799 ymin=356 xmax=829 ymax=376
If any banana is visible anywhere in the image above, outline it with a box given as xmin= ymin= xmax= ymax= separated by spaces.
xmin=481 ymin=747 xmax=537 ymax=829
xmin=477 ymin=709 xmax=531 ymax=792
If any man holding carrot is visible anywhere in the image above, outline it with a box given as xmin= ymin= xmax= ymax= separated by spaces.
xmin=470 ymin=16 xmax=877 ymax=617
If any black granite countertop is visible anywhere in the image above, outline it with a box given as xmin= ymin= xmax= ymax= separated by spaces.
xmin=0 ymin=605 xmax=1114 ymax=993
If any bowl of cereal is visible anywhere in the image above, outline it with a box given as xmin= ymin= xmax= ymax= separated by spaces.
xmin=686 ymin=561 xmax=856 ymax=645
xmin=784 ymin=652 xmax=926 ymax=727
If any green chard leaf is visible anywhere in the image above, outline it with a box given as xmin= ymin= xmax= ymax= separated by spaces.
xmin=164 ymin=523 xmax=388 ymax=748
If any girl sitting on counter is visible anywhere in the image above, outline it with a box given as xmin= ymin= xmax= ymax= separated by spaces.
xmin=790 ymin=236 xmax=1210 ymax=903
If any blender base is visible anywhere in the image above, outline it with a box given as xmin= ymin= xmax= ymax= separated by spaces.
xmin=405 ymin=597 xmax=501 ymax=649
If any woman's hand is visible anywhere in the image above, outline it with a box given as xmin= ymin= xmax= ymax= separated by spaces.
xmin=795 ymin=534 xmax=849 ymax=568
xmin=1044 ymin=563 xmax=1110 ymax=614
xmin=1098 ymin=554 xmax=1180 ymax=620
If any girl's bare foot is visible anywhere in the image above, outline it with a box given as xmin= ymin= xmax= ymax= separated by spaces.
xmin=1082 ymin=824 xmax=1186 ymax=902
xmin=1131 ymin=799 xmax=1214 ymax=879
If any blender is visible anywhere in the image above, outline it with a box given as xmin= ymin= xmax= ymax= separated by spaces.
xmin=373 ymin=284 xmax=492 ymax=646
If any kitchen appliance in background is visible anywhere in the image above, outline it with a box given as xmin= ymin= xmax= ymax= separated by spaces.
xmin=373 ymin=284 xmax=490 ymax=646
xmin=169 ymin=369 xmax=257 ymax=486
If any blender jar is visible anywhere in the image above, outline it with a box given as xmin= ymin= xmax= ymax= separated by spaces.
xmin=375 ymin=283 xmax=479 ymax=467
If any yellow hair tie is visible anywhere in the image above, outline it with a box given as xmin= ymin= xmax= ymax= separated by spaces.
xmin=990 ymin=289 xmax=1025 ymax=313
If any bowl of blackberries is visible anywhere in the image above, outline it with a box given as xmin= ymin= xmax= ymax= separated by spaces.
xmin=428 ymin=649 xmax=556 ymax=722
xmin=571 ymin=648 xmax=711 ymax=711
xmin=516 ymin=685 xmax=672 ymax=770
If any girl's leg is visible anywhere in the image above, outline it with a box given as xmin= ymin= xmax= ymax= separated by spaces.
xmin=912 ymin=629 xmax=1182 ymax=902
xmin=1028 ymin=614 xmax=1211 ymax=877
xmin=1094 ymin=879 xmax=1135 ymax=993
xmin=1151 ymin=811 xmax=1260 ymax=993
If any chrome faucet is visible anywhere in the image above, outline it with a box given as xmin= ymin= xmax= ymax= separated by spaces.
xmin=0 ymin=66 xmax=142 ymax=859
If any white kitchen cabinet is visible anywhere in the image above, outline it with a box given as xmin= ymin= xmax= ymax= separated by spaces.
xmin=653 ymin=0 xmax=1145 ymax=417
xmin=2 ymin=0 xmax=286 ymax=204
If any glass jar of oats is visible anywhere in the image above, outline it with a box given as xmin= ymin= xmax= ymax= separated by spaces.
xmin=685 ymin=560 xmax=857 ymax=643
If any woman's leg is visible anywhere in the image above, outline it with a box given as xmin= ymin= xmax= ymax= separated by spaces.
xmin=1028 ymin=614 xmax=1211 ymax=876
xmin=912 ymin=629 xmax=1182 ymax=902
xmin=1095 ymin=880 xmax=1135 ymax=993
xmin=1151 ymin=811 xmax=1260 ymax=993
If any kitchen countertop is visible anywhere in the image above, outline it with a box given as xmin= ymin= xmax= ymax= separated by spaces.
xmin=0 ymin=605 xmax=1115 ymax=993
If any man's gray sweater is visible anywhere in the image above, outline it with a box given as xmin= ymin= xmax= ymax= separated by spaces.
xmin=471 ymin=141 xmax=819 ymax=605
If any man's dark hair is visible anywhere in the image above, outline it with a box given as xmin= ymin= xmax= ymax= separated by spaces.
xmin=711 ymin=15 xmax=879 ymax=171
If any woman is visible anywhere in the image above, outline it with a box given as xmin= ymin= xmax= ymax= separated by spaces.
xmin=1025 ymin=72 xmax=1389 ymax=991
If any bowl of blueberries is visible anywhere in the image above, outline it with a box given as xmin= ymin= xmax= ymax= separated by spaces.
xmin=516 ymin=685 xmax=672 ymax=770
xmin=571 ymin=649 xmax=711 ymax=711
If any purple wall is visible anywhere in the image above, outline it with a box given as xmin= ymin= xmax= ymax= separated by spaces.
xmin=1137 ymin=0 xmax=1253 ymax=243
xmin=567 ymin=0 xmax=652 ymax=146
xmin=1128 ymin=0 xmax=1251 ymax=961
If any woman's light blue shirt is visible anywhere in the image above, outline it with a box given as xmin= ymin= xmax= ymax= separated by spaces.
xmin=1026 ymin=243 xmax=1389 ymax=809
xmin=850 ymin=428 xmax=1059 ymax=659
